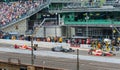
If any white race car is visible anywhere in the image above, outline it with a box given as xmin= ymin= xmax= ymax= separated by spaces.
xmin=51 ymin=46 xmax=74 ymax=52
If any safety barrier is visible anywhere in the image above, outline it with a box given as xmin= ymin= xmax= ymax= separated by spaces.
xmin=0 ymin=60 xmax=63 ymax=70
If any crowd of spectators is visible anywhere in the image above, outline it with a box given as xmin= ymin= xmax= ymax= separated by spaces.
xmin=0 ymin=0 xmax=43 ymax=27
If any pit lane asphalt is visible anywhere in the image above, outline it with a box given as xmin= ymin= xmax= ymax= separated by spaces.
xmin=0 ymin=42 xmax=88 ymax=55
xmin=1 ymin=43 xmax=120 ymax=60
xmin=1 ymin=42 xmax=120 ymax=56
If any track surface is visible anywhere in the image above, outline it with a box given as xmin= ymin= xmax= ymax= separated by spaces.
xmin=0 ymin=43 xmax=120 ymax=70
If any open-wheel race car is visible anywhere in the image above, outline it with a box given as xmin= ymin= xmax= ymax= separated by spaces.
xmin=14 ymin=44 xmax=32 ymax=50
xmin=88 ymin=49 xmax=116 ymax=56
xmin=51 ymin=46 xmax=75 ymax=52
xmin=14 ymin=44 xmax=38 ymax=51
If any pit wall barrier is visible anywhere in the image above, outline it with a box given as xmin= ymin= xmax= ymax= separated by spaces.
xmin=0 ymin=60 xmax=63 ymax=70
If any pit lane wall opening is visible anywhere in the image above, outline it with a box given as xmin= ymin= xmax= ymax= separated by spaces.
xmin=0 ymin=60 xmax=63 ymax=70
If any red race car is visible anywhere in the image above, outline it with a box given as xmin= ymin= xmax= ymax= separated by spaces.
xmin=14 ymin=44 xmax=32 ymax=50
xmin=88 ymin=49 xmax=116 ymax=56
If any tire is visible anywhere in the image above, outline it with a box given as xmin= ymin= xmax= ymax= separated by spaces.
xmin=113 ymin=54 xmax=116 ymax=56
xmin=101 ymin=53 xmax=105 ymax=56
xmin=88 ymin=51 xmax=92 ymax=55
xmin=69 ymin=48 xmax=74 ymax=52
xmin=52 ymin=48 xmax=55 ymax=51
xmin=63 ymin=49 xmax=68 ymax=52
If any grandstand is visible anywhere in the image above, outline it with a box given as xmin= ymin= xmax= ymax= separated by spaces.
xmin=1 ymin=0 xmax=120 ymax=39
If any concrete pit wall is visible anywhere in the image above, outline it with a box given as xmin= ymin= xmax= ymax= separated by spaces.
xmin=0 ymin=60 xmax=63 ymax=70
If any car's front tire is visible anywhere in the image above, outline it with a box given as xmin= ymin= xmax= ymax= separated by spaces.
xmin=63 ymin=49 xmax=68 ymax=52
xmin=51 ymin=48 xmax=55 ymax=51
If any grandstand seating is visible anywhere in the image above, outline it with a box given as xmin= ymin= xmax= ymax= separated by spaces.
xmin=1 ymin=0 xmax=120 ymax=38
xmin=0 ymin=0 xmax=46 ymax=28
xmin=1 ymin=0 xmax=119 ymax=28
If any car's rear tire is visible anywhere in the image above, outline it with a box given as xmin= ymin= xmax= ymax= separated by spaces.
xmin=102 ymin=53 xmax=105 ymax=56
xmin=88 ymin=49 xmax=92 ymax=55
xmin=63 ymin=49 xmax=68 ymax=52
xmin=52 ymin=48 xmax=55 ymax=51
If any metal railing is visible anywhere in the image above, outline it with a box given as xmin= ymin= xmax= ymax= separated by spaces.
xmin=30 ymin=17 xmax=56 ymax=36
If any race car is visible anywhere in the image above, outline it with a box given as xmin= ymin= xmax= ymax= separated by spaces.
xmin=88 ymin=49 xmax=116 ymax=56
xmin=51 ymin=46 xmax=75 ymax=52
xmin=14 ymin=44 xmax=32 ymax=50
